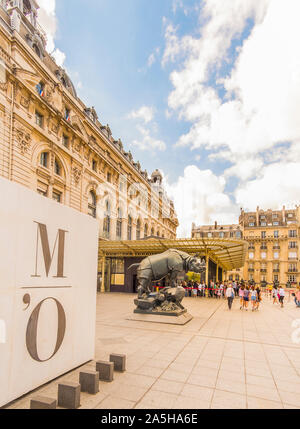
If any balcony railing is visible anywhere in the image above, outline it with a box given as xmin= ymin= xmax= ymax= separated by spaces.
xmin=248 ymin=268 xmax=254 ymax=272
xmin=260 ymin=269 xmax=267 ymax=273
xmin=273 ymin=246 xmax=280 ymax=249
xmin=273 ymin=269 xmax=280 ymax=272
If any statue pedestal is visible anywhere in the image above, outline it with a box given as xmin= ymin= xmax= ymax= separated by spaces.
xmin=126 ymin=312 xmax=193 ymax=326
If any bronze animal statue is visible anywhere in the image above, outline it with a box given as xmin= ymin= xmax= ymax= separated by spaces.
xmin=128 ymin=249 xmax=206 ymax=298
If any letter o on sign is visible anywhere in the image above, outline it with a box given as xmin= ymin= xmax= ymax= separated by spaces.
xmin=26 ymin=298 xmax=66 ymax=362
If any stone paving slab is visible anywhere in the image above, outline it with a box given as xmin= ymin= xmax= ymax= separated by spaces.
xmin=4 ymin=293 xmax=300 ymax=409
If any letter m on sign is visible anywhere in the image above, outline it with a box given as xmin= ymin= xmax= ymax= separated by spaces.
xmin=33 ymin=222 xmax=68 ymax=278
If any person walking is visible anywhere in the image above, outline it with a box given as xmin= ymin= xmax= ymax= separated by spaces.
xmin=272 ymin=286 xmax=278 ymax=305
xmin=233 ymin=281 xmax=237 ymax=297
xmin=279 ymin=286 xmax=285 ymax=308
xmin=250 ymin=286 xmax=257 ymax=311
xmin=239 ymin=285 xmax=245 ymax=310
xmin=243 ymin=286 xmax=250 ymax=311
xmin=226 ymin=283 xmax=235 ymax=310
xmin=293 ymin=288 xmax=300 ymax=307
xmin=255 ymin=286 xmax=262 ymax=311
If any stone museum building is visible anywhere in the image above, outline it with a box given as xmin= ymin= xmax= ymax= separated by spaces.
xmin=0 ymin=0 xmax=178 ymax=288
xmin=192 ymin=206 xmax=300 ymax=287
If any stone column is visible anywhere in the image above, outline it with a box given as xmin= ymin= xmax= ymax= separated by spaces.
xmin=101 ymin=256 xmax=106 ymax=293
xmin=206 ymin=256 xmax=209 ymax=285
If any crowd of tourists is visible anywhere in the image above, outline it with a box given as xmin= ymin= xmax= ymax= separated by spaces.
xmin=179 ymin=280 xmax=300 ymax=311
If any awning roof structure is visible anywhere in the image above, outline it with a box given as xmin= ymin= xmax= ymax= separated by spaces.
xmin=99 ymin=238 xmax=249 ymax=271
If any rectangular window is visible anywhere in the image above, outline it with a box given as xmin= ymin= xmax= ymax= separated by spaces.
xmin=261 ymin=222 xmax=267 ymax=226
xmin=261 ymin=252 xmax=267 ymax=259
xmin=40 ymin=152 xmax=48 ymax=168
xmin=273 ymin=222 xmax=279 ymax=226
xmin=288 ymin=275 xmax=297 ymax=283
xmin=289 ymin=230 xmax=297 ymax=238
xmin=289 ymin=252 xmax=297 ymax=260
xmin=273 ymin=252 xmax=279 ymax=259
xmin=249 ymin=252 xmax=254 ymax=259
xmin=62 ymin=134 xmax=69 ymax=148
xmin=288 ymin=264 xmax=297 ymax=272
xmin=289 ymin=241 xmax=297 ymax=248
xmin=249 ymin=223 xmax=255 ymax=227
xmin=107 ymin=172 xmax=111 ymax=183
xmin=274 ymin=231 xmax=279 ymax=238
xmin=92 ymin=160 xmax=97 ymax=172
xmin=37 ymin=188 xmax=47 ymax=197
xmin=52 ymin=190 xmax=62 ymax=203
xmin=261 ymin=231 xmax=266 ymax=239
xmin=35 ymin=111 xmax=44 ymax=128
xmin=111 ymin=259 xmax=125 ymax=274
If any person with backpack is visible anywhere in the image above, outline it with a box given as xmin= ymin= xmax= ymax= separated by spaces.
xmin=226 ymin=283 xmax=235 ymax=310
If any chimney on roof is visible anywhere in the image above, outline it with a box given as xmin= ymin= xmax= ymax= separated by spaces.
xmin=215 ymin=221 xmax=217 ymax=230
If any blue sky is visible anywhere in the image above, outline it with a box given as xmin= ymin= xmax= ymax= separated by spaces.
xmin=54 ymin=0 xmax=202 ymax=182
xmin=38 ymin=0 xmax=300 ymax=237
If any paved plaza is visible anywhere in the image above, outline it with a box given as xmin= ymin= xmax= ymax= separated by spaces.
xmin=6 ymin=292 xmax=300 ymax=409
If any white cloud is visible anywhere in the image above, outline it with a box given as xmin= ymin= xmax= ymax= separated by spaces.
xmin=128 ymin=106 xmax=155 ymax=124
xmin=224 ymin=157 xmax=264 ymax=181
xmin=164 ymin=165 xmax=238 ymax=237
xmin=132 ymin=125 xmax=166 ymax=152
xmin=37 ymin=0 xmax=66 ymax=67
xmin=51 ymin=48 xmax=66 ymax=67
xmin=147 ymin=47 xmax=160 ymax=68
xmin=235 ymin=162 xmax=300 ymax=211
xmin=163 ymin=0 xmax=300 ymax=218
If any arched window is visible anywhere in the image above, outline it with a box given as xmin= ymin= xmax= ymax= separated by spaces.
xmin=151 ymin=227 xmax=154 ymax=236
xmin=88 ymin=191 xmax=97 ymax=218
xmin=116 ymin=208 xmax=122 ymax=240
xmin=136 ymin=219 xmax=141 ymax=240
xmin=103 ymin=200 xmax=111 ymax=238
xmin=54 ymin=158 xmax=62 ymax=176
xmin=144 ymin=224 xmax=148 ymax=238
xmin=128 ymin=215 xmax=132 ymax=240
xmin=157 ymin=230 xmax=160 ymax=237
xmin=40 ymin=152 xmax=49 ymax=168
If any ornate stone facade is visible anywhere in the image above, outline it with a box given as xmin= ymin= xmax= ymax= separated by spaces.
xmin=192 ymin=207 xmax=300 ymax=287
xmin=0 ymin=2 xmax=178 ymax=255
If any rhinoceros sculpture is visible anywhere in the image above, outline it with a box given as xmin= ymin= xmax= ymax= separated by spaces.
xmin=129 ymin=249 xmax=206 ymax=297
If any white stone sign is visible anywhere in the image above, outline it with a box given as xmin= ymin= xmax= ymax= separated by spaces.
xmin=0 ymin=177 xmax=99 ymax=407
